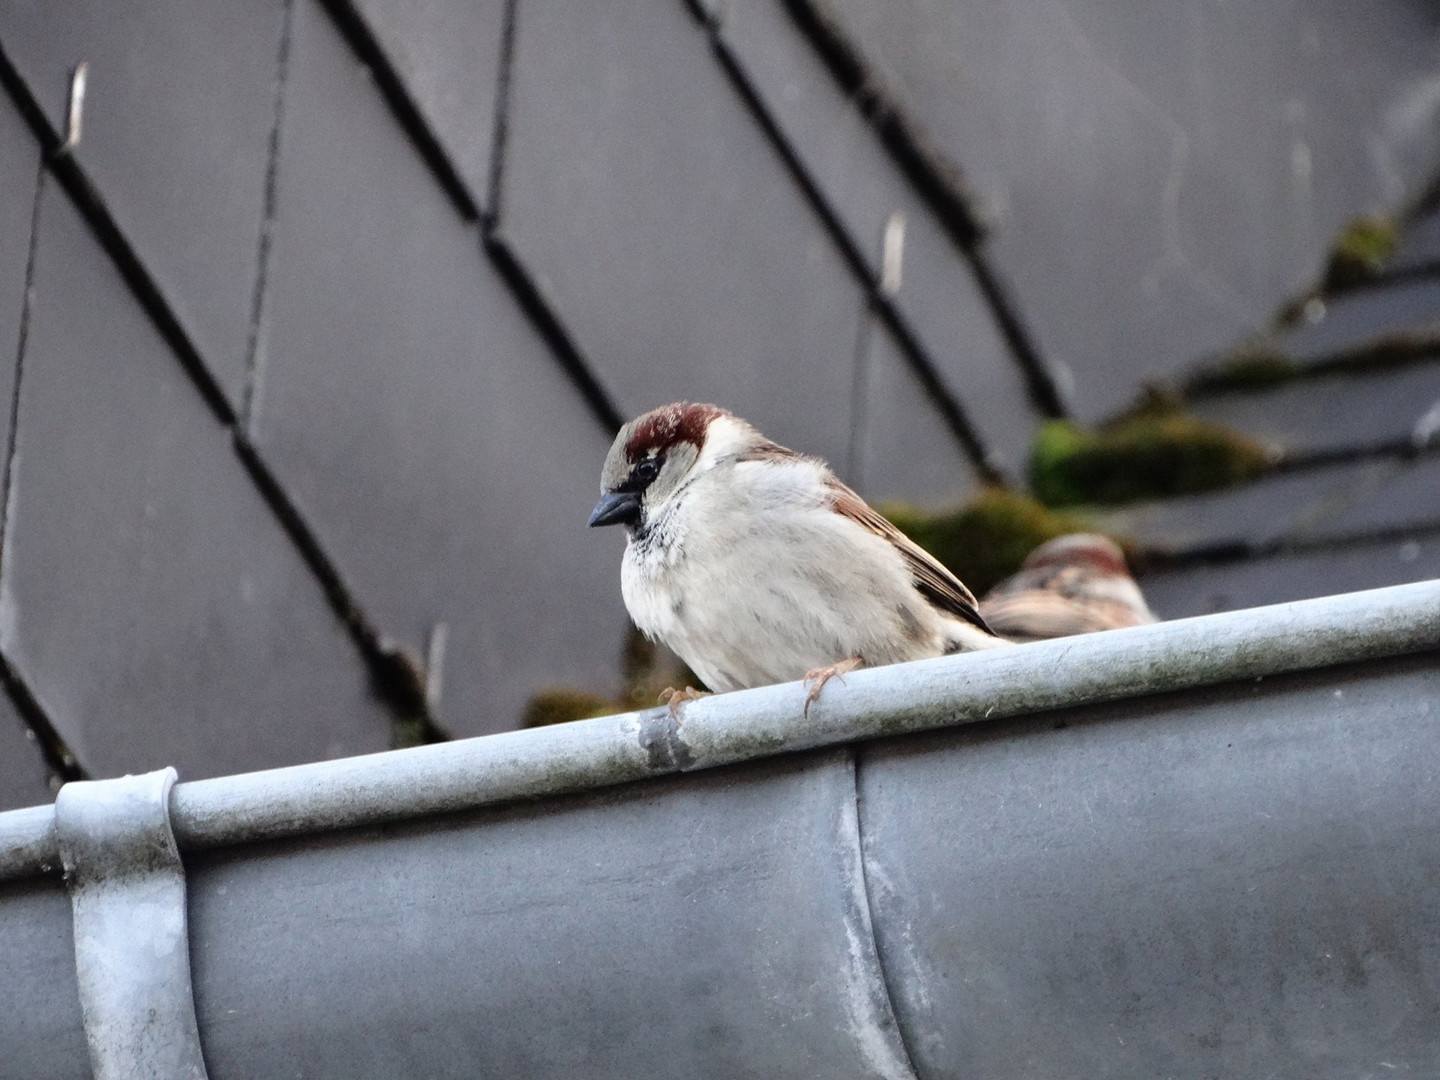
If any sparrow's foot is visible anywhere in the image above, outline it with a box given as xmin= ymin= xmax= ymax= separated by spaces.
xmin=659 ymin=685 xmax=709 ymax=717
xmin=803 ymin=656 xmax=864 ymax=716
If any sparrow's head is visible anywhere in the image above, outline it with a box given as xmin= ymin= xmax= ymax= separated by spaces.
xmin=588 ymin=402 xmax=731 ymax=529
xmin=1021 ymin=534 xmax=1131 ymax=578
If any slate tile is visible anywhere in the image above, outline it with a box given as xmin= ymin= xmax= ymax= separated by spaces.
xmin=500 ymin=0 xmax=884 ymax=471
xmin=2 ymin=180 xmax=390 ymax=780
xmin=717 ymin=0 xmax=1042 ymax=472
xmin=1137 ymin=536 xmax=1440 ymax=620
xmin=0 ymin=97 xmax=38 ymax=474
xmin=717 ymin=0 xmax=907 ymax=259
xmin=1280 ymin=279 xmax=1440 ymax=362
xmin=1390 ymin=210 xmax=1440 ymax=274
xmin=252 ymin=0 xmax=628 ymax=738
xmin=1190 ymin=361 xmax=1440 ymax=458
xmin=1321 ymin=453 xmax=1440 ymax=537
xmin=819 ymin=0 xmax=1440 ymax=421
xmin=1093 ymin=458 xmax=1401 ymax=554
xmin=348 ymin=0 xmax=507 ymax=214
xmin=0 ymin=689 xmax=53 ymax=812
xmin=853 ymin=315 xmax=979 ymax=507
xmin=0 ymin=0 xmax=285 ymax=408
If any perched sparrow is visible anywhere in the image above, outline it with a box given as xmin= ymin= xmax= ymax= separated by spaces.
xmin=980 ymin=533 xmax=1157 ymax=643
xmin=588 ymin=403 xmax=1007 ymax=708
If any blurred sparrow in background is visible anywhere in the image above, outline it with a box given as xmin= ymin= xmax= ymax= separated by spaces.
xmin=980 ymin=533 xmax=1156 ymax=643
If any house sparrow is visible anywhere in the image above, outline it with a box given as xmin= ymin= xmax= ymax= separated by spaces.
xmin=979 ymin=533 xmax=1157 ymax=643
xmin=588 ymin=403 xmax=1007 ymax=709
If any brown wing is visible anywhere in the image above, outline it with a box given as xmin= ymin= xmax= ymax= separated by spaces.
xmin=979 ymin=590 xmax=1132 ymax=642
xmin=827 ymin=481 xmax=995 ymax=636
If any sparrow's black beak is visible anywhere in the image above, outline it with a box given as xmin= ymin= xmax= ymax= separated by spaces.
xmin=588 ymin=490 xmax=642 ymax=528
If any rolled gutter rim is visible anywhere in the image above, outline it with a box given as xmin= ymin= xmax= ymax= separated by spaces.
xmin=1 ymin=579 xmax=1436 ymax=881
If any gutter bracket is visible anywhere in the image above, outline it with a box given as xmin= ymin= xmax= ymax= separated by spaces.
xmin=55 ymin=767 xmax=209 ymax=1080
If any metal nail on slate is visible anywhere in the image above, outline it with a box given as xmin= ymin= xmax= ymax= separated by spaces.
xmin=58 ymin=61 xmax=88 ymax=155
xmin=881 ymin=211 xmax=906 ymax=296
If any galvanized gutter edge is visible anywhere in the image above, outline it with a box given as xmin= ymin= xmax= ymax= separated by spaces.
xmin=1 ymin=580 xmax=1436 ymax=881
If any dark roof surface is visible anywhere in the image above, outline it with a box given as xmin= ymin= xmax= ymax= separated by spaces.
xmin=0 ymin=0 xmax=1436 ymax=790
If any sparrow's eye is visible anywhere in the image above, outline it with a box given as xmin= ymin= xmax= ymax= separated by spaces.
xmin=635 ymin=458 xmax=661 ymax=483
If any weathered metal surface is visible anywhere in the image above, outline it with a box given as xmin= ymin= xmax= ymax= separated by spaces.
xmin=54 ymin=768 xmax=208 ymax=1080
xmin=188 ymin=750 xmax=914 ymax=1080
xmin=0 ymin=582 xmax=1435 ymax=1076
xmin=161 ymin=578 xmax=1440 ymax=851
xmin=0 ymin=878 xmax=90 ymax=1080
xmin=860 ymin=650 xmax=1440 ymax=1075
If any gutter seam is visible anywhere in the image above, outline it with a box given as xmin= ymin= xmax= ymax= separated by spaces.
xmin=843 ymin=749 xmax=923 ymax=1080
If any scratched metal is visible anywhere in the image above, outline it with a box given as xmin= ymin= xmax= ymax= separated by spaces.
xmin=859 ymin=650 xmax=1440 ymax=1076
xmin=0 ymin=877 xmax=90 ymax=1080
xmin=0 ymin=582 xmax=1434 ymax=1075
xmin=187 ymin=749 xmax=915 ymax=1080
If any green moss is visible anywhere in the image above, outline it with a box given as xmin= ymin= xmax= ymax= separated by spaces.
xmin=882 ymin=488 xmax=1093 ymax=596
xmin=1322 ymin=213 xmax=1398 ymax=291
xmin=1184 ymin=346 xmax=1298 ymax=395
xmin=520 ymin=687 xmax=622 ymax=729
xmin=1028 ymin=408 xmax=1274 ymax=508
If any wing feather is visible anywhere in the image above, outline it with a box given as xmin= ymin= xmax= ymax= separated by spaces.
xmin=826 ymin=481 xmax=995 ymax=636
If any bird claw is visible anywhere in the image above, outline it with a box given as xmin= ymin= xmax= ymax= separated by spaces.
xmin=658 ymin=686 xmax=708 ymax=717
xmin=802 ymin=656 xmax=864 ymax=716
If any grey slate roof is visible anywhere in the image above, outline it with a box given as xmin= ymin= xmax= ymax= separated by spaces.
xmin=0 ymin=0 xmax=1436 ymax=791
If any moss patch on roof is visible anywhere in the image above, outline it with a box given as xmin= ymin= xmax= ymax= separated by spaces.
xmin=1183 ymin=327 xmax=1440 ymax=398
xmin=1183 ymin=346 xmax=1299 ymax=396
xmin=521 ymin=687 xmax=621 ymax=729
xmin=1322 ymin=213 xmax=1399 ymax=292
xmin=1028 ymin=404 xmax=1275 ymax=508
xmin=882 ymin=487 xmax=1096 ymax=596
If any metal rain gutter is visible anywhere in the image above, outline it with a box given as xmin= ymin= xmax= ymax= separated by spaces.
xmin=1 ymin=579 xmax=1437 ymax=1078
